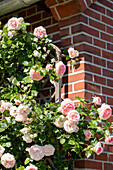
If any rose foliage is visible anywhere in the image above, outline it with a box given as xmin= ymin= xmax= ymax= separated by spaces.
xmin=0 ymin=17 xmax=113 ymax=170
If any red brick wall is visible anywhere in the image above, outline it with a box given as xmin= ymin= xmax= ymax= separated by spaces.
xmin=0 ymin=0 xmax=113 ymax=169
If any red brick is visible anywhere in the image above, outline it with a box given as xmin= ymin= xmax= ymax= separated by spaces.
xmin=83 ymin=25 xmax=99 ymax=37
xmin=60 ymin=28 xmax=69 ymax=37
xmin=46 ymin=24 xmax=59 ymax=34
xmin=51 ymin=8 xmax=59 ymax=20
xmin=102 ymin=50 xmax=113 ymax=61
xmin=102 ymin=87 xmax=113 ymax=96
xmin=61 ymin=37 xmax=71 ymax=46
xmin=85 ymin=73 xmax=92 ymax=81
xmin=95 ymin=153 xmax=107 ymax=161
xmin=57 ymin=0 xmax=63 ymax=3
xmin=74 ymin=63 xmax=85 ymax=72
xmin=85 ymin=63 xmax=101 ymax=74
xmin=25 ymin=13 xmax=41 ymax=23
xmin=94 ymin=39 xmax=105 ymax=48
xmin=107 ymin=26 xmax=113 ymax=35
xmin=84 ymin=8 xmax=100 ymax=20
xmin=85 ymin=82 xmax=100 ymax=93
xmin=94 ymin=57 xmax=106 ymax=67
xmin=74 ymin=81 xmax=85 ymax=91
xmin=52 ymin=33 xmax=60 ymax=41
xmin=109 ymin=154 xmax=113 ymax=162
xmin=107 ymin=79 xmax=113 ymax=88
xmin=101 ymin=32 xmax=113 ymax=43
xmin=104 ymin=144 xmax=113 ymax=152
xmin=107 ymin=43 xmax=113 ymax=52
xmin=63 ymin=72 xmax=85 ymax=84
xmin=104 ymin=163 xmax=113 ymax=170
xmin=94 ymin=75 xmax=106 ymax=85
xmin=59 ymin=15 xmax=88 ymax=27
xmin=107 ymin=61 xmax=113 ymax=70
xmin=102 ymin=15 xmax=113 ymax=26
xmin=56 ymin=1 xmax=81 ymax=19
xmin=68 ymin=91 xmax=84 ymax=100
xmin=78 ymin=0 xmax=87 ymax=11
xmin=61 ymin=84 xmax=72 ymax=94
xmin=86 ymin=0 xmax=92 ymax=6
xmin=27 ymin=7 xmax=36 ymax=16
xmin=90 ymin=3 xmax=105 ymax=14
xmin=18 ymin=11 xmax=26 ymax=17
xmin=84 ymin=44 xmax=101 ymax=56
xmin=74 ymin=160 xmax=102 ymax=169
xmin=73 ymin=34 xmax=92 ymax=44
xmin=42 ymin=11 xmax=52 ymax=19
xmin=107 ymin=97 xmax=113 ymax=106
xmin=98 ymin=0 xmax=113 ymax=10
xmin=103 ymin=68 xmax=113 ymax=78
xmin=89 ymin=19 xmax=105 ymax=31
xmin=107 ymin=9 xmax=113 ymax=18
xmin=85 ymin=91 xmax=92 ymax=100
xmin=45 ymin=0 xmax=57 ymax=7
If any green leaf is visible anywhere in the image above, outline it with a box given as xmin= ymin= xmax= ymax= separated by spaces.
xmin=23 ymin=61 xmax=29 ymax=66
xmin=85 ymin=150 xmax=91 ymax=158
xmin=68 ymin=140 xmax=75 ymax=145
xmin=0 ymin=127 xmax=6 ymax=132
xmin=24 ymin=157 xmax=31 ymax=165
xmin=16 ymin=166 xmax=25 ymax=170
xmin=70 ymin=59 xmax=75 ymax=66
xmin=60 ymin=138 xmax=66 ymax=144
xmin=12 ymin=77 xmax=18 ymax=85
xmin=23 ymin=76 xmax=32 ymax=83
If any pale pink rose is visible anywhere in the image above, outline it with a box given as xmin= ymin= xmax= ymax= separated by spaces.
xmin=93 ymin=142 xmax=103 ymax=155
xmin=67 ymin=110 xmax=80 ymax=123
xmin=97 ymin=103 xmax=112 ymax=119
xmin=0 ymin=102 xmax=13 ymax=113
xmin=54 ymin=115 xmax=67 ymax=128
xmin=43 ymin=144 xmax=55 ymax=156
xmin=29 ymin=69 xmax=43 ymax=81
xmin=22 ymin=134 xmax=32 ymax=143
xmin=64 ymin=120 xmax=79 ymax=133
xmin=8 ymin=31 xmax=16 ymax=38
xmin=20 ymin=127 xmax=29 ymax=134
xmin=84 ymin=130 xmax=92 ymax=140
xmin=34 ymin=26 xmax=46 ymax=38
xmin=18 ymin=17 xmax=24 ymax=24
xmin=0 ymin=145 xmax=5 ymax=158
xmin=61 ymin=99 xmax=75 ymax=115
xmin=14 ymin=99 xmax=21 ymax=105
xmin=68 ymin=47 xmax=79 ymax=58
xmin=56 ymin=61 xmax=66 ymax=77
xmin=17 ymin=104 xmax=30 ymax=116
xmin=8 ymin=17 xmax=19 ymax=30
xmin=15 ymin=114 xmax=27 ymax=122
xmin=1 ymin=153 xmax=16 ymax=169
xmin=105 ymin=136 xmax=113 ymax=144
xmin=0 ymin=30 xmax=2 ymax=39
xmin=29 ymin=145 xmax=45 ymax=161
xmin=25 ymin=165 xmax=37 ymax=170
xmin=30 ymin=133 xmax=37 ymax=138
xmin=10 ymin=106 xmax=18 ymax=117
xmin=46 ymin=64 xmax=53 ymax=71
xmin=93 ymin=97 xmax=101 ymax=105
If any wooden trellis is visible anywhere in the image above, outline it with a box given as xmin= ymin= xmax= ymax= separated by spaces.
xmin=39 ymin=44 xmax=62 ymax=104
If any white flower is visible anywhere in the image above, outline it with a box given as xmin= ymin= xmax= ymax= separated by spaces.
xmin=54 ymin=115 xmax=67 ymax=128
xmin=29 ymin=145 xmax=45 ymax=161
xmin=10 ymin=106 xmax=18 ymax=117
xmin=17 ymin=104 xmax=30 ymax=116
xmin=15 ymin=114 xmax=27 ymax=122
xmin=1 ymin=153 xmax=16 ymax=169
xmin=68 ymin=47 xmax=79 ymax=58
xmin=64 ymin=120 xmax=79 ymax=133
xmin=22 ymin=133 xmax=32 ymax=143
xmin=25 ymin=165 xmax=37 ymax=170
xmin=43 ymin=144 xmax=55 ymax=156
xmin=33 ymin=50 xmax=40 ymax=57
xmin=0 ymin=145 xmax=5 ymax=158
xmin=20 ymin=127 xmax=29 ymax=134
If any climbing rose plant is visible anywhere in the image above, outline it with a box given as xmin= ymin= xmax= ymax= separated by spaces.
xmin=0 ymin=17 xmax=112 ymax=170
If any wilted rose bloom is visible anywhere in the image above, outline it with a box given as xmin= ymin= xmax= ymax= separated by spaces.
xmin=64 ymin=120 xmax=79 ymax=133
xmin=46 ymin=64 xmax=53 ymax=71
xmin=93 ymin=97 xmax=101 ymax=105
xmin=0 ymin=30 xmax=2 ymax=39
xmin=43 ymin=144 xmax=55 ymax=156
xmin=0 ymin=145 xmax=5 ymax=158
xmin=0 ymin=102 xmax=13 ymax=113
xmin=54 ymin=115 xmax=67 ymax=128
xmin=17 ymin=104 xmax=30 ymax=116
xmin=25 ymin=165 xmax=37 ymax=170
xmin=105 ymin=136 xmax=113 ymax=144
xmin=29 ymin=69 xmax=43 ymax=81
xmin=8 ymin=17 xmax=19 ymax=30
xmin=84 ymin=130 xmax=92 ymax=140
xmin=20 ymin=127 xmax=29 ymax=134
xmin=97 ymin=103 xmax=112 ymax=119
xmin=29 ymin=145 xmax=45 ymax=161
xmin=22 ymin=134 xmax=32 ymax=143
xmin=10 ymin=106 xmax=17 ymax=117
xmin=56 ymin=61 xmax=66 ymax=77
xmin=1 ymin=153 xmax=16 ymax=169
xmin=33 ymin=50 xmax=40 ymax=57
xmin=67 ymin=110 xmax=80 ymax=123
xmin=93 ymin=142 xmax=103 ymax=155
xmin=15 ymin=114 xmax=27 ymax=122
xmin=61 ymin=98 xmax=75 ymax=115
xmin=34 ymin=26 xmax=46 ymax=38
xmin=68 ymin=47 xmax=79 ymax=58
xmin=14 ymin=99 xmax=21 ymax=105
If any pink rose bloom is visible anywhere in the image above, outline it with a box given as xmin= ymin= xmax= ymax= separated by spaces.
xmin=29 ymin=145 xmax=45 ymax=161
xmin=34 ymin=26 xmax=46 ymax=38
xmin=25 ymin=165 xmax=37 ymax=170
xmin=1 ymin=153 xmax=16 ymax=169
xmin=56 ymin=61 xmax=66 ymax=77
xmin=93 ymin=97 xmax=101 ymax=105
xmin=0 ymin=145 xmax=5 ymax=158
xmin=84 ymin=130 xmax=92 ymax=140
xmin=18 ymin=17 xmax=24 ymax=24
xmin=8 ymin=17 xmax=19 ymax=30
xmin=97 ymin=103 xmax=112 ymax=119
xmin=14 ymin=99 xmax=21 ymax=105
xmin=17 ymin=104 xmax=30 ymax=116
xmin=67 ymin=110 xmax=80 ymax=123
xmin=15 ymin=114 xmax=27 ymax=122
xmin=61 ymin=99 xmax=75 ymax=115
xmin=0 ymin=102 xmax=13 ymax=113
xmin=93 ymin=142 xmax=103 ymax=155
xmin=57 ymin=107 xmax=63 ymax=113
xmin=68 ymin=47 xmax=79 ymax=58
xmin=105 ymin=136 xmax=113 ymax=144
xmin=54 ymin=115 xmax=67 ymax=128
xmin=29 ymin=69 xmax=43 ymax=81
xmin=43 ymin=144 xmax=55 ymax=156
xmin=46 ymin=64 xmax=53 ymax=71
xmin=64 ymin=120 xmax=79 ymax=133
xmin=10 ymin=106 xmax=18 ymax=117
